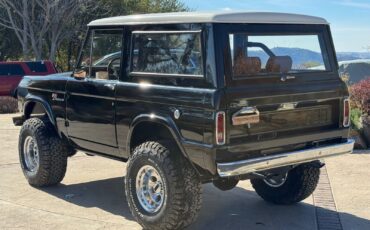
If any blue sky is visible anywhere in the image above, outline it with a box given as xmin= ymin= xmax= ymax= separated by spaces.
xmin=184 ymin=0 xmax=370 ymax=52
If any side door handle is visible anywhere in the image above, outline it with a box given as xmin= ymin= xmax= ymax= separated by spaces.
xmin=281 ymin=75 xmax=296 ymax=82
xmin=104 ymin=83 xmax=115 ymax=90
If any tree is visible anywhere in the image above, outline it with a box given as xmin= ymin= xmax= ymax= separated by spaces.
xmin=43 ymin=0 xmax=105 ymax=62
xmin=0 ymin=0 xmax=31 ymax=59
xmin=0 ymin=0 xmax=97 ymax=61
xmin=0 ymin=0 xmax=189 ymax=65
xmin=0 ymin=27 xmax=22 ymax=61
xmin=302 ymin=61 xmax=321 ymax=68
xmin=58 ymin=0 xmax=189 ymax=71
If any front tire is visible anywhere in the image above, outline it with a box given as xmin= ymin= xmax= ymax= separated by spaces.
xmin=251 ymin=163 xmax=320 ymax=205
xmin=125 ymin=141 xmax=202 ymax=230
xmin=19 ymin=118 xmax=68 ymax=187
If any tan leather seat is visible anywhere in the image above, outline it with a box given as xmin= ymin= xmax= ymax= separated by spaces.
xmin=233 ymin=56 xmax=262 ymax=76
xmin=266 ymin=56 xmax=292 ymax=73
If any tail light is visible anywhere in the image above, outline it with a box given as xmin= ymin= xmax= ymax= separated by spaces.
xmin=216 ymin=111 xmax=226 ymax=145
xmin=343 ymin=98 xmax=350 ymax=127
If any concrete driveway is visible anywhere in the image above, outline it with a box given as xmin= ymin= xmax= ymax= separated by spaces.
xmin=0 ymin=113 xmax=369 ymax=230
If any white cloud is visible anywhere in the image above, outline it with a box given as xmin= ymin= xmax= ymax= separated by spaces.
xmin=221 ymin=7 xmax=233 ymax=11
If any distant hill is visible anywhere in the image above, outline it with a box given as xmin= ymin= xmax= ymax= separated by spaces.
xmin=338 ymin=59 xmax=370 ymax=84
xmin=248 ymin=47 xmax=370 ymax=83
xmin=337 ymin=52 xmax=370 ymax=62
xmin=249 ymin=47 xmax=324 ymax=67
xmin=249 ymin=47 xmax=370 ymax=65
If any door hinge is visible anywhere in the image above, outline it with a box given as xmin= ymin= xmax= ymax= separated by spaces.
xmin=65 ymin=120 xmax=69 ymax=127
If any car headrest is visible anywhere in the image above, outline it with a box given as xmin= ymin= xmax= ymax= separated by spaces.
xmin=266 ymin=56 xmax=292 ymax=73
xmin=233 ymin=56 xmax=262 ymax=76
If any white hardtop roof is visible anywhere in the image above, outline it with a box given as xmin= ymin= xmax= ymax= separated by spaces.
xmin=88 ymin=12 xmax=329 ymax=27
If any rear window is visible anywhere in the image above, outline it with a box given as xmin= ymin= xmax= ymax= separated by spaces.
xmin=131 ymin=31 xmax=203 ymax=77
xmin=0 ymin=64 xmax=25 ymax=76
xmin=229 ymin=33 xmax=331 ymax=78
xmin=26 ymin=62 xmax=48 ymax=72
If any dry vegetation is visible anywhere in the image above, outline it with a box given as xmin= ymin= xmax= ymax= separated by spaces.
xmin=0 ymin=97 xmax=18 ymax=114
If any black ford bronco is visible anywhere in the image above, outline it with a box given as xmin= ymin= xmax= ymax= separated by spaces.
xmin=14 ymin=12 xmax=354 ymax=229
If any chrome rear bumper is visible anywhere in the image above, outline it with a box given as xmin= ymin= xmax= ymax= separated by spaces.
xmin=217 ymin=139 xmax=354 ymax=177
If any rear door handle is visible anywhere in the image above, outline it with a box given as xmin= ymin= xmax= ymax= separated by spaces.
xmin=232 ymin=107 xmax=260 ymax=126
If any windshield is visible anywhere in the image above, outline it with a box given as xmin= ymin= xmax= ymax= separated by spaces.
xmin=229 ymin=33 xmax=331 ymax=78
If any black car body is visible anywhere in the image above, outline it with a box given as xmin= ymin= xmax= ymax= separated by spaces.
xmin=14 ymin=12 xmax=354 ymax=229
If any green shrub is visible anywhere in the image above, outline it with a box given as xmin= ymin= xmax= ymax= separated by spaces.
xmin=350 ymin=108 xmax=362 ymax=130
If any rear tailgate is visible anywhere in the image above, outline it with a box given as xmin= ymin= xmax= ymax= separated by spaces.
xmin=225 ymin=79 xmax=347 ymax=146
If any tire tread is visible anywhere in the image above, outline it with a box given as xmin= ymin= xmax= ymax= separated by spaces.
xmin=125 ymin=141 xmax=202 ymax=230
xmin=251 ymin=164 xmax=320 ymax=205
xmin=19 ymin=118 xmax=68 ymax=187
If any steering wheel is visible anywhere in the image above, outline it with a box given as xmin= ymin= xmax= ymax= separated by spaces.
xmin=107 ymin=57 xmax=121 ymax=80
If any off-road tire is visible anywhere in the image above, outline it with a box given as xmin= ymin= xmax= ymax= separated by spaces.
xmin=251 ymin=163 xmax=320 ymax=205
xmin=125 ymin=141 xmax=202 ymax=230
xmin=19 ymin=118 xmax=68 ymax=187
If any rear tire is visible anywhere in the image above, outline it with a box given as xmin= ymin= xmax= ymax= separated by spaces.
xmin=19 ymin=118 xmax=68 ymax=187
xmin=251 ymin=163 xmax=320 ymax=205
xmin=125 ymin=141 xmax=202 ymax=230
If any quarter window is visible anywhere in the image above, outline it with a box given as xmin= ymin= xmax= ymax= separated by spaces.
xmin=131 ymin=32 xmax=203 ymax=76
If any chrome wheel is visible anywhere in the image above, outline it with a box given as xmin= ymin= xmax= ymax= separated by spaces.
xmin=135 ymin=165 xmax=165 ymax=213
xmin=263 ymin=173 xmax=288 ymax=188
xmin=23 ymin=136 xmax=39 ymax=172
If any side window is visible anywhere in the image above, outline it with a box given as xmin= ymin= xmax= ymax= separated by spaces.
xmin=26 ymin=62 xmax=48 ymax=73
xmin=90 ymin=30 xmax=123 ymax=80
xmin=75 ymin=31 xmax=92 ymax=78
xmin=131 ymin=32 xmax=203 ymax=76
xmin=75 ymin=30 xmax=123 ymax=80
xmin=0 ymin=64 xmax=9 ymax=76
xmin=9 ymin=64 xmax=25 ymax=75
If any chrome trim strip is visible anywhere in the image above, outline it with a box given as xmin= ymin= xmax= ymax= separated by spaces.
xmin=27 ymin=87 xmax=66 ymax=94
xmin=69 ymin=92 xmax=115 ymax=100
xmin=217 ymin=139 xmax=354 ymax=177
xmin=129 ymin=71 xmax=204 ymax=78
xmin=132 ymin=30 xmax=202 ymax=34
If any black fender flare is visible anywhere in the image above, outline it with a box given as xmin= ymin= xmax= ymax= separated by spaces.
xmin=23 ymin=95 xmax=58 ymax=134
xmin=11 ymin=87 xmax=18 ymax=98
xmin=127 ymin=113 xmax=200 ymax=174
xmin=127 ymin=114 xmax=184 ymax=154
